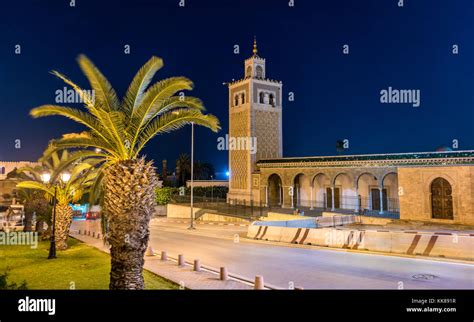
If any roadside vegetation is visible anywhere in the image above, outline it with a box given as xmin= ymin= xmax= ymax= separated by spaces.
xmin=0 ymin=239 xmax=178 ymax=290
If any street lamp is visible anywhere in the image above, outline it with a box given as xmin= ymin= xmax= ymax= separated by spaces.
xmin=42 ymin=171 xmax=70 ymax=259
xmin=172 ymin=111 xmax=196 ymax=229
xmin=210 ymin=175 xmax=214 ymax=202
xmin=188 ymin=122 xmax=195 ymax=230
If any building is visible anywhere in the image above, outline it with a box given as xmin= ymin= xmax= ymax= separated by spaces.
xmin=0 ymin=161 xmax=40 ymax=204
xmin=227 ymin=40 xmax=474 ymax=226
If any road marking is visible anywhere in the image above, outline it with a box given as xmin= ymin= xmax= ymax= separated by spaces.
xmin=291 ymin=228 xmax=302 ymax=244
xmin=299 ymin=229 xmax=310 ymax=244
xmin=422 ymin=235 xmax=438 ymax=256
xmin=407 ymin=234 xmax=421 ymax=255
xmin=258 ymin=226 xmax=268 ymax=239
xmin=343 ymin=231 xmax=354 ymax=248
xmin=254 ymin=226 xmax=262 ymax=239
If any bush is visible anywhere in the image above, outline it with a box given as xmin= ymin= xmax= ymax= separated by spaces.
xmin=0 ymin=270 xmax=27 ymax=290
xmin=155 ymin=187 xmax=179 ymax=205
xmin=185 ymin=186 xmax=228 ymax=199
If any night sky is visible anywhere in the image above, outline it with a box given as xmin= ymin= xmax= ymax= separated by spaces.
xmin=1 ymin=0 xmax=473 ymax=178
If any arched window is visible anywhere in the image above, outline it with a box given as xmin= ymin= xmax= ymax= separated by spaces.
xmin=256 ymin=66 xmax=263 ymax=78
xmin=246 ymin=66 xmax=252 ymax=78
xmin=259 ymin=92 xmax=264 ymax=104
xmin=269 ymin=94 xmax=275 ymax=107
xmin=241 ymin=93 xmax=245 ymax=104
xmin=431 ymin=177 xmax=453 ymax=219
xmin=234 ymin=95 xmax=239 ymax=106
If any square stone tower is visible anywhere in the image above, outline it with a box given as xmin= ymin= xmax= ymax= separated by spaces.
xmin=227 ymin=38 xmax=283 ymax=203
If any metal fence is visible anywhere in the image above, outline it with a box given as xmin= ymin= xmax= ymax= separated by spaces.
xmin=169 ymin=194 xmax=400 ymax=221
xmin=292 ymin=195 xmax=400 ymax=214
xmin=170 ymin=195 xmax=268 ymax=220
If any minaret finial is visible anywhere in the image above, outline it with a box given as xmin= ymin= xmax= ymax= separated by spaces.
xmin=253 ymin=36 xmax=258 ymax=56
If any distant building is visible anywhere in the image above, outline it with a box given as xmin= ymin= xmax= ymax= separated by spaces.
xmin=0 ymin=161 xmax=40 ymax=204
xmin=226 ymin=40 xmax=474 ymax=226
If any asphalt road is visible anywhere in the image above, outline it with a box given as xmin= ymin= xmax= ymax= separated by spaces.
xmin=148 ymin=219 xmax=474 ymax=290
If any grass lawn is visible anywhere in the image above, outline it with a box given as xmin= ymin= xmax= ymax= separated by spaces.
xmin=0 ymin=238 xmax=178 ymax=290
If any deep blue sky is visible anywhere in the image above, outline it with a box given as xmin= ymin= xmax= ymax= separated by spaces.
xmin=1 ymin=0 xmax=473 ymax=178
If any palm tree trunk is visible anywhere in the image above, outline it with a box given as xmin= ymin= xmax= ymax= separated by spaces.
xmin=55 ymin=204 xmax=73 ymax=250
xmin=23 ymin=212 xmax=33 ymax=232
xmin=105 ymin=158 xmax=158 ymax=290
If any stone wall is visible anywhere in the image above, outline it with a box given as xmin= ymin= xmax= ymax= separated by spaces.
xmin=398 ymin=166 xmax=474 ymax=225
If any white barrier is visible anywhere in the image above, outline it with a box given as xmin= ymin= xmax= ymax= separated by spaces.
xmin=280 ymin=227 xmax=303 ymax=243
xmin=247 ymin=222 xmax=474 ymax=261
xmin=247 ymin=225 xmax=261 ymax=239
xmin=260 ymin=226 xmax=284 ymax=242
xmin=359 ymin=231 xmax=392 ymax=253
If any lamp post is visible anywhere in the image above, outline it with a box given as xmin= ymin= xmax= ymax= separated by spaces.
xmin=188 ymin=122 xmax=195 ymax=230
xmin=41 ymin=172 xmax=70 ymax=259
xmin=210 ymin=175 xmax=214 ymax=202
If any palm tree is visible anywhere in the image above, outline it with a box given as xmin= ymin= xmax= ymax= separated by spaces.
xmin=18 ymin=189 xmax=52 ymax=236
xmin=30 ymin=55 xmax=220 ymax=289
xmin=176 ymin=153 xmax=191 ymax=186
xmin=16 ymin=150 xmax=98 ymax=250
xmin=193 ymin=161 xmax=215 ymax=180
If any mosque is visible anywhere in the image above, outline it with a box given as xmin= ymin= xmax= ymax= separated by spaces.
xmin=226 ymin=40 xmax=474 ymax=226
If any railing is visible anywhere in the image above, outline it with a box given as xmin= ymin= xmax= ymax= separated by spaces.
xmin=169 ymin=194 xmax=400 ymax=221
xmin=169 ymin=195 xmax=267 ymax=221
xmin=292 ymin=195 xmax=400 ymax=218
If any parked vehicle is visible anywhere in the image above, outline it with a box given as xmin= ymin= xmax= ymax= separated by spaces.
xmin=85 ymin=211 xmax=100 ymax=220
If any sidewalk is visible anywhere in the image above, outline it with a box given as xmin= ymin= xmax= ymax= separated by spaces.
xmin=69 ymin=225 xmax=256 ymax=290
xmin=154 ymin=217 xmax=249 ymax=227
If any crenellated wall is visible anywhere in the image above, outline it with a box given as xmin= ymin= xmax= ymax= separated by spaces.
xmin=0 ymin=161 xmax=40 ymax=180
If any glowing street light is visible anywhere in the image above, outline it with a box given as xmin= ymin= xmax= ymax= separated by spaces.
xmin=40 ymin=173 xmax=51 ymax=184
xmin=60 ymin=172 xmax=71 ymax=183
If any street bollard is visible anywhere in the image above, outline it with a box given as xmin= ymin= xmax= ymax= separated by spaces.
xmin=146 ymin=245 xmax=155 ymax=256
xmin=88 ymin=230 xmax=91 ymax=236
xmin=97 ymin=233 xmax=101 ymax=239
xmin=161 ymin=251 xmax=168 ymax=261
xmin=193 ymin=259 xmax=201 ymax=272
xmin=254 ymin=275 xmax=264 ymax=290
xmin=78 ymin=230 xmax=81 ymax=235
xmin=92 ymin=232 xmax=95 ymax=238
xmin=220 ymin=267 xmax=228 ymax=281
xmin=178 ymin=254 xmax=185 ymax=266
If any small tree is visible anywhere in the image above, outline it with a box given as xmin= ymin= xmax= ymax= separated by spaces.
xmin=155 ymin=187 xmax=179 ymax=205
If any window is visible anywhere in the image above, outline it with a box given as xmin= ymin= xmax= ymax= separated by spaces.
xmin=259 ymin=92 xmax=265 ymax=104
xmin=256 ymin=66 xmax=263 ymax=78
xmin=241 ymin=93 xmax=245 ymax=104
xmin=269 ymin=94 xmax=275 ymax=107
xmin=0 ymin=167 xmax=4 ymax=174
xmin=431 ymin=177 xmax=453 ymax=219
xmin=246 ymin=66 xmax=252 ymax=78
xmin=234 ymin=95 xmax=239 ymax=106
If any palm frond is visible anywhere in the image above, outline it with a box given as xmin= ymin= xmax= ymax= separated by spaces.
xmin=16 ymin=181 xmax=54 ymax=196
xmin=51 ymin=133 xmax=121 ymax=159
xmin=77 ymin=55 xmax=120 ymax=112
xmin=123 ymin=56 xmax=164 ymax=115
xmin=133 ymin=109 xmax=220 ymax=157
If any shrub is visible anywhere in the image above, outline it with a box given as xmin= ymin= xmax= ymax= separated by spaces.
xmin=155 ymin=187 xmax=179 ymax=205
xmin=0 ymin=270 xmax=27 ymax=290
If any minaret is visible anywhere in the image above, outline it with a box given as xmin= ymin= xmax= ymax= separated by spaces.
xmin=227 ymin=38 xmax=283 ymax=203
